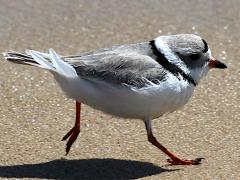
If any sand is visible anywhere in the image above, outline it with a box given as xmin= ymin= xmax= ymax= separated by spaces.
xmin=0 ymin=0 xmax=239 ymax=179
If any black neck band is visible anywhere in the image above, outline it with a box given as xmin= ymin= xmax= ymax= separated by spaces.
xmin=149 ymin=40 xmax=197 ymax=86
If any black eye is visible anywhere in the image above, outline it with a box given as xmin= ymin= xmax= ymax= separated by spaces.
xmin=189 ymin=54 xmax=200 ymax=60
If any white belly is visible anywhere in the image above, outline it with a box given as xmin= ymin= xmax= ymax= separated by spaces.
xmin=55 ymin=74 xmax=195 ymax=120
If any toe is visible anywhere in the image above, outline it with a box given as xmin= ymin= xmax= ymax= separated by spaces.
xmin=62 ymin=127 xmax=75 ymax=141
xmin=192 ymin=157 xmax=205 ymax=165
xmin=65 ymin=128 xmax=80 ymax=155
xmin=167 ymin=157 xmax=204 ymax=165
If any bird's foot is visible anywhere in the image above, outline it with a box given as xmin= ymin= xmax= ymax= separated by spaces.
xmin=167 ymin=157 xmax=204 ymax=165
xmin=62 ymin=126 xmax=80 ymax=155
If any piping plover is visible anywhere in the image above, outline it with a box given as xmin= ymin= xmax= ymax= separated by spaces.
xmin=3 ymin=34 xmax=227 ymax=165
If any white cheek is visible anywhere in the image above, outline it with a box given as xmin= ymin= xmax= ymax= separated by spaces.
xmin=206 ymin=49 xmax=214 ymax=60
xmin=201 ymin=64 xmax=210 ymax=77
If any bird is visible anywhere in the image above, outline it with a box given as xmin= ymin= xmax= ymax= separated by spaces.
xmin=3 ymin=34 xmax=227 ymax=165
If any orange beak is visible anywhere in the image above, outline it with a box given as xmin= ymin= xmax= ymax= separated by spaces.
xmin=208 ymin=58 xmax=227 ymax=69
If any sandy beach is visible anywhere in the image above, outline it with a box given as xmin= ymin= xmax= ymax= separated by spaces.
xmin=0 ymin=0 xmax=239 ymax=179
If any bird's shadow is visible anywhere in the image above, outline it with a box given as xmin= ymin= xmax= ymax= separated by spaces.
xmin=0 ymin=158 xmax=179 ymax=179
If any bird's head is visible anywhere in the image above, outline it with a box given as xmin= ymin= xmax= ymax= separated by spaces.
xmin=153 ymin=34 xmax=227 ymax=85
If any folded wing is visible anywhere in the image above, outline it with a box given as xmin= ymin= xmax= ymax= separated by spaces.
xmin=66 ymin=51 xmax=167 ymax=88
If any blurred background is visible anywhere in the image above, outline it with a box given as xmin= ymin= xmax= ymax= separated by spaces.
xmin=0 ymin=0 xmax=239 ymax=179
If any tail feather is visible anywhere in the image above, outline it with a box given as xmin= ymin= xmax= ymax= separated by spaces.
xmin=3 ymin=49 xmax=77 ymax=78
xmin=26 ymin=50 xmax=55 ymax=70
xmin=3 ymin=51 xmax=38 ymax=66
xmin=48 ymin=49 xmax=77 ymax=77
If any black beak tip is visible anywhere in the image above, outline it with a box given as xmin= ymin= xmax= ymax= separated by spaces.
xmin=216 ymin=62 xmax=227 ymax=69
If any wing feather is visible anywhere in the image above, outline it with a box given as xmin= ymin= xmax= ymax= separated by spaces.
xmin=68 ymin=52 xmax=166 ymax=88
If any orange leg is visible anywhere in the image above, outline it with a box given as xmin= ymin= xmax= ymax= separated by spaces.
xmin=144 ymin=120 xmax=204 ymax=165
xmin=62 ymin=101 xmax=81 ymax=155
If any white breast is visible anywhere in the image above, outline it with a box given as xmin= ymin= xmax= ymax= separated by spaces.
xmin=55 ymin=73 xmax=195 ymax=120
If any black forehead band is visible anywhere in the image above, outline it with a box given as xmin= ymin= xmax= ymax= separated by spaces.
xmin=202 ymin=39 xmax=208 ymax=53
